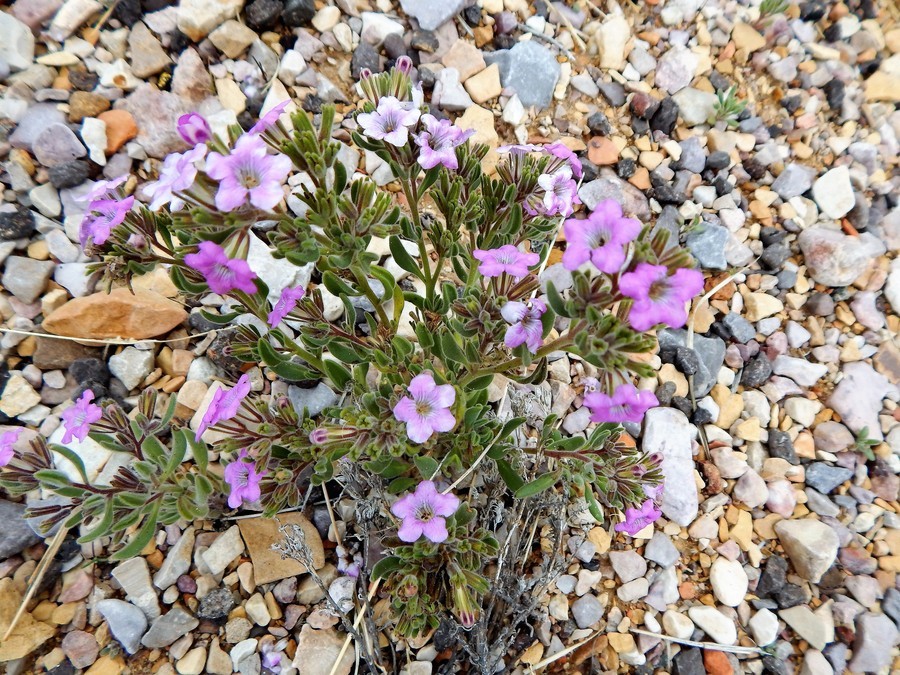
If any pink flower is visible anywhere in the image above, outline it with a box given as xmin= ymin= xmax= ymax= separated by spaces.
xmin=249 ymin=100 xmax=290 ymax=135
xmin=643 ymin=482 xmax=664 ymax=501
xmin=562 ymin=199 xmax=641 ymax=273
xmin=0 ymin=429 xmax=22 ymax=466
xmin=61 ymin=390 xmax=103 ymax=444
xmin=391 ymin=480 xmax=460 ymax=543
xmin=224 ymin=448 xmax=265 ymax=509
xmin=177 ymin=112 xmax=212 ymax=145
xmin=414 ymin=114 xmax=473 ymax=170
xmin=357 ymin=96 xmax=421 ymax=147
xmin=497 ymin=144 xmax=543 ymax=155
xmin=184 ymin=241 xmax=258 ymax=295
xmin=77 ymin=175 xmax=127 ymax=203
xmin=472 ymin=245 xmax=539 ymax=279
xmin=79 ymin=196 xmax=134 ymax=247
xmin=614 ymin=499 xmax=662 ymax=536
xmin=583 ymin=383 xmax=658 ymax=424
xmin=260 ymin=640 xmax=288 ymax=674
xmin=502 ymin=298 xmax=547 ymax=354
xmin=619 ymin=263 xmax=704 ymax=331
xmin=393 ymin=372 xmax=456 ymax=444
xmin=195 ymin=373 xmax=251 ymax=441
xmin=205 ymin=134 xmax=291 ymax=212
xmin=146 ymin=144 xmax=207 ymax=211
xmin=537 ymin=166 xmax=579 ymax=217
xmin=545 ymin=141 xmax=583 ymax=179
xmin=267 ymin=285 xmax=306 ymax=327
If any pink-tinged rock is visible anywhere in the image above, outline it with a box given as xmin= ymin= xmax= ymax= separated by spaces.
xmin=829 ymin=361 xmax=897 ymax=441
xmin=12 ymin=0 xmax=64 ymax=31
xmin=765 ymin=479 xmax=796 ymax=518
xmin=58 ymin=569 xmax=94 ymax=603
xmin=61 ymin=630 xmax=99 ymax=669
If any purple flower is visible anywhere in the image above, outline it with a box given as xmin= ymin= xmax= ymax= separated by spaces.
xmin=79 ymin=196 xmax=134 ymax=247
xmin=537 ymin=166 xmax=579 ymax=217
xmin=177 ymin=112 xmax=212 ymax=146
xmin=414 ymin=114 xmax=473 ymax=170
xmin=357 ymin=96 xmax=421 ymax=147
xmin=472 ymin=245 xmax=539 ymax=279
xmin=562 ymin=199 xmax=641 ymax=273
xmin=195 ymin=373 xmax=251 ymax=441
xmin=619 ymin=263 xmax=704 ymax=331
xmin=224 ymin=448 xmax=265 ymax=509
xmin=249 ymin=100 xmax=290 ymax=135
xmin=390 ymin=480 xmax=460 ymax=543
xmin=643 ymin=482 xmax=664 ymax=501
xmin=146 ymin=144 xmax=207 ymax=211
xmin=614 ymin=499 xmax=662 ymax=536
xmin=0 ymin=429 xmax=22 ymax=466
xmin=267 ymin=285 xmax=306 ymax=327
xmin=583 ymin=383 xmax=658 ymax=424
xmin=61 ymin=390 xmax=103 ymax=444
xmin=393 ymin=372 xmax=456 ymax=444
xmin=77 ymin=175 xmax=127 ymax=203
xmin=545 ymin=141 xmax=583 ymax=179
xmin=205 ymin=134 xmax=292 ymax=212
xmin=184 ymin=241 xmax=258 ymax=295
xmin=501 ymin=298 xmax=547 ymax=354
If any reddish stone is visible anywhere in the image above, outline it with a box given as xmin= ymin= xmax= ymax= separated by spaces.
xmin=703 ymin=649 xmax=734 ymax=675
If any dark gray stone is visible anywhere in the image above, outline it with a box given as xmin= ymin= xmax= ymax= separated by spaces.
xmin=657 ymin=329 xmax=725 ymax=397
xmin=0 ymin=500 xmax=42 ymax=559
xmin=686 ymin=222 xmax=728 ymax=270
xmin=722 ymin=312 xmax=756 ymax=343
xmin=0 ymin=206 xmax=35 ymax=241
xmin=486 ymin=41 xmax=560 ymax=109
xmin=741 ymin=353 xmax=773 ymax=388
xmin=804 ymin=462 xmax=853 ymax=494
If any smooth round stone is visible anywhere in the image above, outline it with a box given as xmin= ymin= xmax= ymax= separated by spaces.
xmin=710 ymin=558 xmax=749 ymax=607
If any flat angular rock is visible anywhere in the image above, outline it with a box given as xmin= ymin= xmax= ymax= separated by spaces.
xmin=43 ymin=288 xmax=188 ymax=340
xmin=487 ymin=41 xmax=560 ymax=109
xmin=0 ymin=499 xmax=42 ymax=559
xmin=849 ymin=612 xmax=899 ymax=673
xmin=0 ymin=12 xmax=35 ymax=71
xmin=97 ymin=598 xmax=147 ymax=654
xmin=201 ymin=525 xmax=244 ymax=576
xmin=129 ymin=21 xmax=172 ymax=78
xmin=176 ymin=0 xmax=243 ymax=41
xmin=642 ymin=408 xmax=697 ymax=526
xmin=771 ymin=163 xmax=816 ymax=200
xmin=687 ymin=605 xmax=736 ymax=645
xmin=812 ymin=166 xmax=854 ymax=220
xmin=154 ymin=527 xmax=195 ymax=590
xmin=112 ymin=557 xmax=160 ymax=620
xmin=400 ymin=0 xmax=465 ymax=31
xmin=798 ymin=228 xmax=885 ymax=287
xmin=141 ymin=606 xmax=199 ymax=649
xmin=238 ymin=513 xmax=325 ymax=584
xmin=828 ymin=361 xmax=896 ymax=441
xmin=0 ymin=577 xmax=56 ymax=661
xmin=292 ymin=625 xmax=355 ymax=675
xmin=120 ymin=84 xmax=190 ymax=159
xmin=779 ymin=603 xmax=834 ymax=650
xmin=774 ymin=518 xmax=838 ymax=583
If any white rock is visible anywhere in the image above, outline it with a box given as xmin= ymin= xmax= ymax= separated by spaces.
xmin=176 ymin=0 xmax=243 ymax=41
xmin=800 ymin=649 xmax=834 ymax=675
xmin=360 ymin=11 xmax=403 ymax=47
xmin=502 ymin=94 xmax=526 ymax=125
xmin=812 ymin=166 xmax=855 ymax=220
xmin=774 ymin=518 xmax=839 ymax=583
xmin=0 ymin=12 xmax=35 ymax=72
xmin=642 ymin=408 xmax=697 ymax=526
xmin=312 ymin=6 xmax=341 ymax=32
xmin=709 ymin=558 xmax=748 ymax=607
xmin=49 ymin=0 xmax=102 ymax=42
xmin=200 ymin=525 xmax=244 ymax=576
xmin=109 ymin=346 xmax=154 ymax=390
xmin=247 ymin=232 xmax=312 ymax=304
xmin=50 ymin=424 xmax=112 ymax=482
xmin=748 ymin=608 xmax=779 ymax=646
xmin=597 ymin=15 xmax=630 ymax=70
xmin=112 ymin=557 xmax=161 ymax=620
xmin=662 ymin=610 xmax=695 ymax=639
xmin=230 ymin=638 xmax=258 ymax=672
xmin=81 ymin=118 xmax=107 ymax=166
xmin=688 ymin=605 xmax=737 ymax=645
xmin=278 ymin=50 xmax=307 ymax=86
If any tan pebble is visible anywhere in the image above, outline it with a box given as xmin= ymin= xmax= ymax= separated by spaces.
xmin=659 ymin=364 xmax=689 ymax=397
xmin=587 ymin=137 xmax=619 ymax=165
xmin=162 ymin=376 xmax=185 ymax=393
xmin=98 ymin=110 xmax=137 ymax=154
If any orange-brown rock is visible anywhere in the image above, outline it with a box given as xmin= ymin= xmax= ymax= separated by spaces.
xmin=98 ymin=109 xmax=138 ymax=154
xmin=42 ymin=288 xmax=187 ymax=340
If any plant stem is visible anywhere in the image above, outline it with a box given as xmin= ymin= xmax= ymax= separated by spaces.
xmin=459 ymin=333 xmax=575 ymax=386
xmin=351 ymin=267 xmax=391 ymax=326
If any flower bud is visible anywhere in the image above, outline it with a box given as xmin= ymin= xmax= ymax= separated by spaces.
xmin=177 ymin=112 xmax=212 ymax=146
xmin=309 ymin=428 xmax=329 ymax=445
xmin=395 ymin=55 xmax=412 ymax=75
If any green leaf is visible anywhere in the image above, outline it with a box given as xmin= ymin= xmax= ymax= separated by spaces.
xmin=48 ymin=444 xmax=89 ymax=483
xmin=141 ymin=435 xmax=167 ymax=464
xmin=465 ymin=373 xmax=495 ymax=391
xmin=495 ymin=459 xmax=525 ymax=493
xmin=322 ymin=271 xmax=359 ymax=297
xmin=78 ymin=498 xmax=115 ymax=543
xmin=371 ymin=556 xmax=403 ymax=581
xmin=34 ymin=469 xmax=74 ymax=489
xmin=392 ymin=283 xmax=406 ymax=325
xmin=498 ymin=416 xmax=526 ymax=440
xmin=111 ymin=500 xmax=161 ymax=560
xmin=369 ymin=266 xmax=397 ymax=300
xmin=440 ymin=333 xmax=466 ymax=363
xmin=329 ymin=342 xmax=363 ymax=365
xmin=414 ymin=456 xmax=440 ymax=479
xmin=544 ymin=281 xmax=569 ymax=317
xmin=323 ymin=359 xmax=352 ymax=390
xmin=585 ymin=487 xmax=605 ymax=523
xmin=186 ymin=430 xmax=208 ymax=472
xmin=164 ymin=430 xmax=187 ymax=475
xmin=514 ymin=471 xmax=560 ymax=499
xmin=388 ymin=477 xmax=418 ymax=494
xmin=389 ymin=236 xmax=424 ymax=280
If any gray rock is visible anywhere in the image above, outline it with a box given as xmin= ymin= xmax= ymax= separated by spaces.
xmin=121 ymin=84 xmax=189 ymax=159
xmin=774 ymin=518 xmax=839 ymax=583
xmin=609 ymin=550 xmax=646 ymax=583
xmin=829 ymin=361 xmax=896 ymax=441
xmin=848 ymin=613 xmax=898 ymax=673
xmin=797 ymin=228 xmax=885 ymax=287
xmin=644 ymin=531 xmax=680 ymax=567
xmin=642 ymin=408 xmax=697 ymax=526
xmin=2 ymin=257 xmax=54 ymax=303
xmin=678 ymin=137 xmax=707 ymax=173
xmin=579 ymin=170 xmax=650 ymax=221
xmin=657 ymin=329 xmax=725 ymax=397
xmin=97 ymin=598 xmax=148 ymax=654
xmin=112 ymin=557 xmax=160 ymax=620
xmin=434 ymin=67 xmax=473 ymax=111
xmin=645 ymin=566 xmax=679 ymax=612
xmin=0 ymin=499 xmax=42 ymax=558
xmin=487 ymin=41 xmax=560 ymax=109
xmin=771 ymin=163 xmax=816 ymax=200
xmin=812 ymin=166 xmax=854 ymax=220
xmin=804 ymin=462 xmax=853 ymax=494
xmin=141 ymin=606 xmax=199 ymax=649
xmin=671 ymin=87 xmax=717 ymax=126
xmin=0 ymin=12 xmax=35 ymax=71
xmin=686 ymin=222 xmax=728 ymax=270
xmin=289 ymin=382 xmax=338 ymax=418
xmin=32 ymin=123 xmax=86 ymax=168
xmin=571 ymin=593 xmax=604 ymax=629
xmin=171 ymin=48 xmax=214 ymax=105
xmin=722 ymin=312 xmax=756 ymax=343
xmin=399 ymin=0 xmax=465 ymax=30
xmin=772 ymin=355 xmax=827 ymax=387
xmin=128 ymin=21 xmax=172 ymax=78
xmin=154 ymin=527 xmax=195 ymax=590
xmin=200 ymin=525 xmax=244 ymax=576
xmin=654 ymin=46 xmax=696 ymax=94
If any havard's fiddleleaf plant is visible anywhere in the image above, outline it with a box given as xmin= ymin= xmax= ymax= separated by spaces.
xmin=0 ymin=58 xmax=702 ymax=637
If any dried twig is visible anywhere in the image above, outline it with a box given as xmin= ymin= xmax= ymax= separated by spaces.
xmin=524 ymin=629 xmax=602 ymax=672
xmin=630 ymin=628 xmax=767 ymax=655
xmin=0 ymin=327 xmax=225 ymax=346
